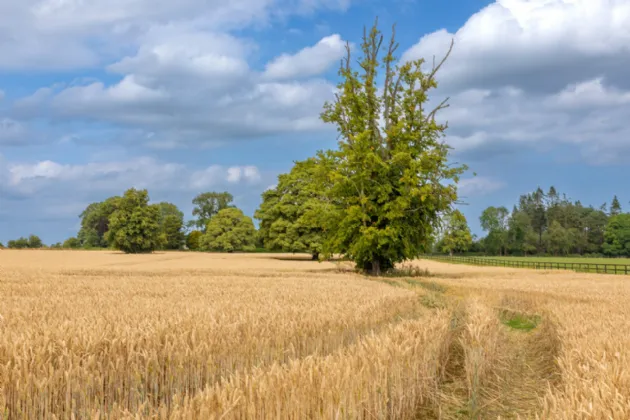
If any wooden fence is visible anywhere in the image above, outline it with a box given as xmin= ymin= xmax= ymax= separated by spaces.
xmin=422 ymin=255 xmax=630 ymax=275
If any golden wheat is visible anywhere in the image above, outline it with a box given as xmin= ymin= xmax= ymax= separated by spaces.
xmin=1 ymin=251 xmax=629 ymax=419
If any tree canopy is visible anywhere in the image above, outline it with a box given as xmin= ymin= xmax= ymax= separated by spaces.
xmin=475 ymin=187 xmax=621 ymax=256
xmin=440 ymin=210 xmax=472 ymax=256
xmin=190 ymin=192 xmax=234 ymax=231
xmin=255 ymin=158 xmax=327 ymax=259
xmin=106 ymin=188 xmax=163 ymax=254
xmin=78 ymin=197 xmax=120 ymax=248
xmin=315 ymin=21 xmax=464 ymax=275
xmin=156 ymin=202 xmax=185 ymax=250
xmin=603 ymin=214 xmax=630 ymax=257
xmin=200 ymin=208 xmax=257 ymax=252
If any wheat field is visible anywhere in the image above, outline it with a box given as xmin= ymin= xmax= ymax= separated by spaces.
xmin=0 ymin=251 xmax=628 ymax=419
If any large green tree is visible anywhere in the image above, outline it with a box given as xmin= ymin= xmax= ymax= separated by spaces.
xmin=200 ymin=208 xmax=257 ymax=252
xmin=106 ymin=189 xmax=163 ymax=254
xmin=190 ymin=192 xmax=234 ymax=231
xmin=441 ymin=210 xmax=472 ymax=256
xmin=603 ymin=214 xmax=630 ymax=257
xmin=157 ymin=202 xmax=185 ymax=250
xmin=255 ymin=158 xmax=327 ymax=259
xmin=78 ymin=196 xmax=121 ymax=248
xmin=316 ymin=22 xmax=464 ymax=275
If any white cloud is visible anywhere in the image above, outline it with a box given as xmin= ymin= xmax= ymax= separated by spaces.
xmin=263 ymin=34 xmax=346 ymax=80
xmin=548 ymin=77 xmax=630 ymax=109
xmin=0 ymin=0 xmax=352 ymax=71
xmin=437 ymin=80 xmax=630 ymax=164
xmin=458 ymin=177 xmax=506 ymax=197
xmin=403 ymin=0 xmax=630 ymax=93
xmin=6 ymin=157 xmax=262 ymax=195
xmin=397 ymin=0 xmax=630 ymax=164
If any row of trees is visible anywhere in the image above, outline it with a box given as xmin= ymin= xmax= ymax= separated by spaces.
xmin=474 ymin=187 xmax=630 ymax=257
xmin=6 ymin=22 xmax=471 ymax=275
xmin=70 ymin=190 xmax=256 ymax=253
xmin=1 ymin=235 xmax=43 ymax=249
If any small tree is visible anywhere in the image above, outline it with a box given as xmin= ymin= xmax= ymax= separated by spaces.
xmin=610 ymin=195 xmax=622 ymax=217
xmin=441 ymin=210 xmax=472 ymax=256
xmin=200 ymin=208 xmax=256 ymax=252
xmin=317 ymin=21 xmax=465 ymax=275
xmin=106 ymin=188 xmax=163 ymax=254
xmin=63 ymin=237 xmax=82 ymax=249
xmin=28 ymin=235 xmax=43 ymax=249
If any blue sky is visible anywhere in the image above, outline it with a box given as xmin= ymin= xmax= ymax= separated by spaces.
xmin=1 ymin=0 xmax=629 ymax=244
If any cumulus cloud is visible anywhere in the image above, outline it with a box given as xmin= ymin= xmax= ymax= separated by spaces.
xmin=0 ymin=0 xmax=350 ymax=71
xmin=437 ymin=79 xmax=630 ymax=164
xmin=5 ymin=157 xmax=262 ymax=196
xmin=263 ymin=34 xmax=346 ymax=80
xmin=403 ymin=0 xmax=630 ymax=93
xmin=398 ymin=0 xmax=630 ymax=164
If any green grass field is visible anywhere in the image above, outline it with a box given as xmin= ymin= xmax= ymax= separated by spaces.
xmin=425 ymin=255 xmax=630 ymax=275
xmin=476 ymin=256 xmax=630 ymax=265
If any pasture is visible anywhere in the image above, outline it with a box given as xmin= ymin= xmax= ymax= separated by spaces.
xmin=0 ymin=251 xmax=629 ymax=419
xmin=477 ymin=256 xmax=630 ymax=265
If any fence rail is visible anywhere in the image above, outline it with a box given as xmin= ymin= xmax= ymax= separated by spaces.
xmin=422 ymin=255 xmax=630 ymax=275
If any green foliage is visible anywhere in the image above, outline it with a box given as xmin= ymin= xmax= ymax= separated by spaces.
xmin=190 ymin=192 xmax=234 ymax=231
xmin=157 ymin=202 xmax=185 ymax=250
xmin=0 ymin=242 xmax=4 ymax=249
xmin=441 ymin=210 xmax=472 ymax=256
xmin=317 ymin=21 xmax=465 ymax=275
xmin=186 ymin=230 xmax=203 ymax=250
xmin=106 ymin=188 xmax=163 ymax=254
xmin=200 ymin=208 xmax=256 ymax=252
xmin=603 ymin=214 xmax=630 ymax=257
xmin=50 ymin=242 xmax=63 ymax=249
xmin=479 ymin=206 xmax=509 ymax=255
xmin=28 ymin=235 xmax=43 ymax=248
xmin=7 ymin=237 xmax=32 ymax=249
xmin=544 ymin=220 xmax=571 ymax=256
xmin=476 ymin=186 xmax=615 ymax=257
xmin=63 ymin=237 xmax=82 ymax=249
xmin=610 ymin=195 xmax=622 ymax=217
xmin=255 ymin=159 xmax=326 ymax=259
xmin=78 ymin=197 xmax=120 ymax=248
xmin=500 ymin=311 xmax=540 ymax=331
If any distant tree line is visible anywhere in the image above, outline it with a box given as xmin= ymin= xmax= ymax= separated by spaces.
xmin=3 ymin=189 xmax=257 ymax=253
xmin=469 ymin=186 xmax=630 ymax=257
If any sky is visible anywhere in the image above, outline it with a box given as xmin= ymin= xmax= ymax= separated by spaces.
xmin=0 ymin=0 xmax=629 ymax=244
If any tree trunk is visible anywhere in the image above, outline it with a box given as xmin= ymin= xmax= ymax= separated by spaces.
xmin=449 ymin=249 xmax=453 ymax=257
xmin=371 ymin=259 xmax=381 ymax=276
xmin=311 ymin=252 xmax=319 ymax=261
